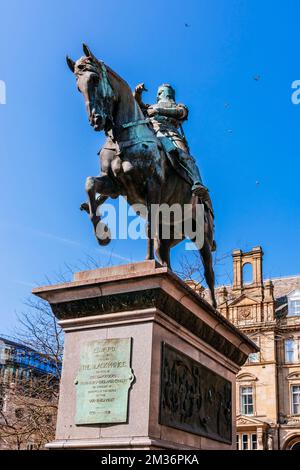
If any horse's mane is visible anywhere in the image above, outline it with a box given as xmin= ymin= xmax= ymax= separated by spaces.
xmin=104 ymin=62 xmax=144 ymax=117
xmin=77 ymin=55 xmax=133 ymax=97
xmin=105 ymin=64 xmax=133 ymax=96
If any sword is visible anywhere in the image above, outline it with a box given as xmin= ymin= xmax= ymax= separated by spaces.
xmin=179 ymin=123 xmax=190 ymax=154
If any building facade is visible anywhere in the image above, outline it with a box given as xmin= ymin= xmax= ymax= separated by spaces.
xmin=0 ymin=336 xmax=60 ymax=449
xmin=0 ymin=336 xmax=58 ymax=385
xmin=216 ymin=247 xmax=300 ymax=450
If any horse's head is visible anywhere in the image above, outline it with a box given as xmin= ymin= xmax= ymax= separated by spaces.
xmin=66 ymin=44 xmax=115 ymax=132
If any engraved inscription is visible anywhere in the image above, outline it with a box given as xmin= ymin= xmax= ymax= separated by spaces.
xmin=160 ymin=343 xmax=232 ymax=443
xmin=75 ymin=338 xmax=134 ymax=425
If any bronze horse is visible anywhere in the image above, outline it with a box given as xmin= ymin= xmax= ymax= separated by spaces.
xmin=66 ymin=45 xmax=217 ymax=307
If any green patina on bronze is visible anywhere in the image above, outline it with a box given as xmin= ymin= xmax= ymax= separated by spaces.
xmin=66 ymin=45 xmax=217 ymax=308
xmin=75 ymin=338 xmax=134 ymax=425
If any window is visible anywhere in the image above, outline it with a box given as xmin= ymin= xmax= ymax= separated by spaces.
xmin=248 ymin=337 xmax=260 ymax=363
xmin=248 ymin=352 xmax=259 ymax=363
xmin=290 ymin=300 xmax=300 ymax=316
xmin=242 ymin=434 xmax=248 ymax=450
xmin=242 ymin=263 xmax=253 ymax=285
xmin=285 ymin=339 xmax=300 ymax=363
xmin=4 ymin=348 xmax=10 ymax=357
xmin=288 ymin=291 xmax=300 ymax=316
xmin=251 ymin=434 xmax=257 ymax=450
xmin=237 ymin=433 xmax=258 ymax=450
xmin=292 ymin=385 xmax=300 ymax=415
xmin=241 ymin=386 xmax=254 ymax=415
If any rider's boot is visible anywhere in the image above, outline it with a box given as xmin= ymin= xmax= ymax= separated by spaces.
xmin=191 ymin=181 xmax=209 ymax=199
xmin=169 ymin=147 xmax=209 ymax=200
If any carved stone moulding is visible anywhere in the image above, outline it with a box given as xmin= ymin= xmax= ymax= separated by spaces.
xmin=51 ymin=287 xmax=248 ymax=367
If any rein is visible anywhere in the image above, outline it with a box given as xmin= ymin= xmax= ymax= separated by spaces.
xmin=99 ymin=63 xmax=155 ymax=145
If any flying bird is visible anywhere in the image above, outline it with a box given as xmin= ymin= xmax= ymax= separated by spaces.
xmin=253 ymin=75 xmax=261 ymax=81
xmin=185 ymin=23 xmax=191 ymax=27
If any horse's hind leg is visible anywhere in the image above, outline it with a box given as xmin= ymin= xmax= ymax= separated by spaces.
xmin=145 ymin=202 xmax=155 ymax=261
xmin=200 ymin=242 xmax=217 ymax=308
xmin=155 ymin=238 xmax=171 ymax=267
xmin=145 ymin=177 xmax=161 ymax=262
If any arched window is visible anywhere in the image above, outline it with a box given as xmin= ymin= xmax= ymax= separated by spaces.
xmin=242 ymin=263 xmax=253 ymax=285
xmin=283 ymin=435 xmax=300 ymax=450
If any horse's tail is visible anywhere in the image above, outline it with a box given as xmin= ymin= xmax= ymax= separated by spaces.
xmin=200 ymin=196 xmax=216 ymax=253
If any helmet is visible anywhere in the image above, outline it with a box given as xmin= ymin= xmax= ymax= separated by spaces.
xmin=157 ymin=83 xmax=176 ymax=102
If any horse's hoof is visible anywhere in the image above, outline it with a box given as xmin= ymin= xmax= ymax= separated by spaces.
xmin=95 ymin=221 xmax=111 ymax=246
xmin=97 ymin=236 xmax=111 ymax=247
xmin=80 ymin=202 xmax=89 ymax=213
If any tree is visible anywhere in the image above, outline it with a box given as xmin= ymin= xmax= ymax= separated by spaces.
xmin=0 ymin=298 xmax=63 ymax=450
xmin=175 ymin=249 xmax=232 ymax=302
xmin=0 ymin=255 xmax=106 ymax=450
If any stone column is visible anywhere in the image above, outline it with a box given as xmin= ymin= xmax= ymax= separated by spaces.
xmin=257 ymin=428 xmax=264 ymax=450
xmin=232 ymin=250 xmax=243 ymax=291
xmin=252 ymin=246 xmax=263 ymax=287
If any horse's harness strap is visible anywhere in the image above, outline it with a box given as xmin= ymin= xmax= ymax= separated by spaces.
xmin=118 ymin=138 xmax=157 ymax=151
xmin=122 ymin=118 xmax=151 ymax=129
xmin=112 ymin=118 xmax=154 ymax=144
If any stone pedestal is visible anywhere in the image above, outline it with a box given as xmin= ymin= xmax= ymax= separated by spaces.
xmin=33 ymin=261 xmax=256 ymax=450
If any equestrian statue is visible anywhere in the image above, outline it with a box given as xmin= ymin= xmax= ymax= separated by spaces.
xmin=66 ymin=44 xmax=217 ymax=306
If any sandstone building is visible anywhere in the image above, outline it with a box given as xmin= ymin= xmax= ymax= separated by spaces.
xmin=216 ymin=247 xmax=300 ymax=450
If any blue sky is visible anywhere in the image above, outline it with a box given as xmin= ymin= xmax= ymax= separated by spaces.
xmin=0 ymin=0 xmax=300 ymax=334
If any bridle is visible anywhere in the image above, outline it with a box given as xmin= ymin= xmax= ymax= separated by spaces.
xmin=81 ymin=58 xmax=156 ymax=145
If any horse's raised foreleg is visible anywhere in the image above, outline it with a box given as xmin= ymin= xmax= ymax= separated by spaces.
xmin=81 ymin=146 xmax=118 ymax=215
xmin=85 ymin=174 xmax=119 ymax=244
xmin=80 ymin=194 xmax=108 ymax=214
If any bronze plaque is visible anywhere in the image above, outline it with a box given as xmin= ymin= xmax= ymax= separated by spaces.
xmin=75 ymin=338 xmax=134 ymax=425
xmin=160 ymin=343 xmax=232 ymax=443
